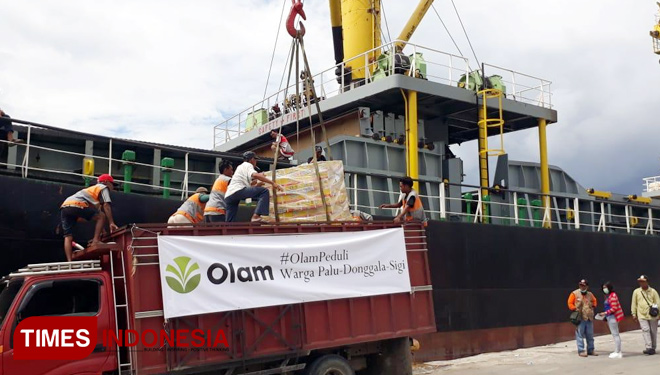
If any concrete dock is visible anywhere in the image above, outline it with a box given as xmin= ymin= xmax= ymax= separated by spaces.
xmin=416 ymin=330 xmax=658 ymax=375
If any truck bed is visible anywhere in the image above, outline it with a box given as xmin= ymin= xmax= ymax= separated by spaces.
xmin=86 ymin=222 xmax=434 ymax=374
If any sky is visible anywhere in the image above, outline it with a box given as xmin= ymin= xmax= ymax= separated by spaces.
xmin=1 ymin=0 xmax=659 ymax=194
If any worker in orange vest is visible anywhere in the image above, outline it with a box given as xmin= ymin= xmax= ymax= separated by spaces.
xmin=168 ymin=187 xmax=210 ymax=225
xmin=204 ymin=161 xmax=234 ymax=223
xmin=379 ymin=176 xmax=427 ymax=223
xmin=60 ymin=174 xmax=118 ymax=261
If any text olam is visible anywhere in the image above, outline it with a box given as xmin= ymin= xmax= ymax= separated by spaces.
xmin=280 ymin=260 xmax=408 ymax=282
xmin=207 ymin=263 xmax=274 ymax=284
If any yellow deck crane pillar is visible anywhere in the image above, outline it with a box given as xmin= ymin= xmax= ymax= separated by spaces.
xmin=341 ymin=0 xmax=381 ymax=80
xmin=538 ymin=118 xmax=551 ymax=228
xmin=407 ymin=90 xmax=420 ymax=191
xmin=328 ymin=0 xmax=344 ymax=66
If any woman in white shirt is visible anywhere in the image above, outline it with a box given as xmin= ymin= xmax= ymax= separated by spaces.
xmin=225 ymin=151 xmax=283 ymax=222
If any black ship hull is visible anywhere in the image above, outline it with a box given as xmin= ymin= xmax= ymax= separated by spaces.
xmin=1 ymin=174 xmax=658 ymax=360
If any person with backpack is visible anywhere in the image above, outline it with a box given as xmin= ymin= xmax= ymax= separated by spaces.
xmin=631 ymin=274 xmax=660 ymax=355
xmin=567 ymin=279 xmax=598 ymax=357
xmin=597 ymin=281 xmax=624 ymax=358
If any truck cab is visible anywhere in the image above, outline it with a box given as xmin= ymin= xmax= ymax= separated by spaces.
xmin=0 ymin=261 xmax=116 ymax=375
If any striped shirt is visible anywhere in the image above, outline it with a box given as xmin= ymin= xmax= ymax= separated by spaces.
xmin=604 ymin=292 xmax=624 ymax=322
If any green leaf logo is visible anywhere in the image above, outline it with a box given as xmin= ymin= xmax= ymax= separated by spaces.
xmin=165 ymin=256 xmax=201 ymax=294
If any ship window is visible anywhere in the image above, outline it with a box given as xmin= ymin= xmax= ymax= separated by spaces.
xmin=19 ymin=279 xmax=100 ymax=319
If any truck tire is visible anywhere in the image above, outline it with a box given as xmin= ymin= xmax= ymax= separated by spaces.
xmin=364 ymin=337 xmax=412 ymax=375
xmin=304 ymin=354 xmax=355 ymax=375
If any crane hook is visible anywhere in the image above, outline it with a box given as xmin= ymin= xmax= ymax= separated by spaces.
xmin=286 ymin=0 xmax=306 ymax=38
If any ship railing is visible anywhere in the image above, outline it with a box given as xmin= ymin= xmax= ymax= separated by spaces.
xmin=482 ymin=63 xmax=553 ymax=109
xmin=345 ymin=176 xmax=657 ymax=236
xmin=213 ymin=40 xmax=471 ymax=148
xmin=643 ymin=176 xmax=660 ymax=193
xmin=213 ymin=40 xmax=553 ymax=149
xmin=0 ymin=121 xmax=230 ymax=200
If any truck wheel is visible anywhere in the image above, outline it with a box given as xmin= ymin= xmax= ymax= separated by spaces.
xmin=304 ymin=354 xmax=354 ymax=375
xmin=364 ymin=337 xmax=412 ymax=375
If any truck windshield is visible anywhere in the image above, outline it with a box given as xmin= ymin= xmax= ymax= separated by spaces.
xmin=0 ymin=278 xmax=24 ymax=328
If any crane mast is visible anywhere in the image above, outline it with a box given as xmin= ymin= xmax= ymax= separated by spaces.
xmin=328 ymin=0 xmax=434 ymax=82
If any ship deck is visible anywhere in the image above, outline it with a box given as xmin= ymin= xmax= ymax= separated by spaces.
xmin=214 ymin=41 xmax=558 ymax=153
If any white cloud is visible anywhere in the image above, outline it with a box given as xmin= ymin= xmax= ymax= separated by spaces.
xmin=1 ymin=0 xmax=659 ymax=193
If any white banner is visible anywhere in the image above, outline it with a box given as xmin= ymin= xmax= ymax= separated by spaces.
xmin=157 ymin=228 xmax=411 ymax=319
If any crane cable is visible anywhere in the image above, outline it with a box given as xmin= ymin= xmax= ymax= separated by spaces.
xmin=450 ymin=0 xmax=480 ymax=67
xmin=262 ymin=0 xmax=289 ymax=100
xmin=381 ymin=0 xmax=393 ymax=45
xmin=431 ymin=4 xmax=465 ymax=59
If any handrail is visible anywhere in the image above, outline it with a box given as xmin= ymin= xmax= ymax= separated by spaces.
xmin=213 ymin=39 xmax=553 ymax=148
xmin=10 ymin=118 xmax=249 ymax=163
xmin=0 ymin=122 xmax=237 ymax=199
xmin=643 ymin=176 xmax=660 ymax=193
xmin=345 ymin=173 xmax=659 ymax=236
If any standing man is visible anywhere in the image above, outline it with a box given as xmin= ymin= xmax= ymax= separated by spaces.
xmin=0 ymin=107 xmax=23 ymax=145
xmin=379 ymin=176 xmax=427 ymax=223
xmin=270 ymin=130 xmax=295 ymax=160
xmin=204 ymin=161 xmax=234 ymax=223
xmin=307 ymin=146 xmax=327 ymax=164
xmin=168 ymin=187 xmax=210 ymax=225
xmin=60 ymin=174 xmax=118 ymax=261
xmin=225 ymin=151 xmax=283 ymax=223
xmin=568 ymin=279 xmax=598 ymax=357
xmin=632 ymin=274 xmax=660 ymax=355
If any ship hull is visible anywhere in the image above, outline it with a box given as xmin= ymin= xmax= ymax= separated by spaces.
xmin=419 ymin=220 xmax=660 ymax=359
xmin=1 ymin=175 xmax=658 ymax=360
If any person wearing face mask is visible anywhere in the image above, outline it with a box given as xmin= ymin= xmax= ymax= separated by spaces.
xmin=568 ymin=279 xmax=598 ymax=357
xmin=596 ymin=281 xmax=624 ymax=358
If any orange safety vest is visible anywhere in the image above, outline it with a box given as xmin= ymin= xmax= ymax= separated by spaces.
xmin=204 ymin=175 xmax=231 ymax=215
xmin=61 ymin=184 xmax=107 ymax=209
xmin=402 ymin=190 xmax=427 ymax=222
xmin=172 ymin=193 xmax=206 ymax=223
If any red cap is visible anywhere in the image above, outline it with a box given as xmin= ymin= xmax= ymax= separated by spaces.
xmin=98 ymin=174 xmax=115 ymax=184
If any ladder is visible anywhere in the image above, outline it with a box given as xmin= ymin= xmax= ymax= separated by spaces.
xmin=110 ymin=251 xmax=134 ymax=375
xmin=9 ymin=261 xmax=101 ymax=277
xmin=477 ymin=88 xmax=506 ymax=158
xmin=476 ymin=88 xmax=505 ymax=223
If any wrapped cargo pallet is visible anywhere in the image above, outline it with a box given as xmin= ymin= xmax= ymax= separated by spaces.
xmin=268 ymin=160 xmax=353 ymax=222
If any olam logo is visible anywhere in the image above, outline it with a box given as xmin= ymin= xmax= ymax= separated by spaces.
xmin=166 ymin=256 xmax=201 ymax=293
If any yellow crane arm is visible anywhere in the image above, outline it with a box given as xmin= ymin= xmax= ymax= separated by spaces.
xmin=394 ymin=0 xmax=435 ymax=52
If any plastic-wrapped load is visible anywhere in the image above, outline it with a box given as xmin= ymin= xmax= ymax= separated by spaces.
xmin=267 ymin=161 xmax=353 ymax=222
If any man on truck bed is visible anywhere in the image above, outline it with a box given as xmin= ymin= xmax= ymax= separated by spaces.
xmin=379 ymin=176 xmax=427 ymax=223
xmin=168 ymin=187 xmax=210 ymax=225
xmin=225 ymin=151 xmax=283 ymax=223
xmin=60 ymin=173 xmax=118 ymax=261
xmin=204 ymin=161 xmax=234 ymax=223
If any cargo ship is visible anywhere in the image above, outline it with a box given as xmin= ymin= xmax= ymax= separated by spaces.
xmin=2 ymin=0 xmax=660 ymax=362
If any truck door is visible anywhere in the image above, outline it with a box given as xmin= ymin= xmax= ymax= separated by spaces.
xmin=2 ymin=277 xmax=112 ymax=375
xmin=0 ymin=278 xmax=25 ymax=375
